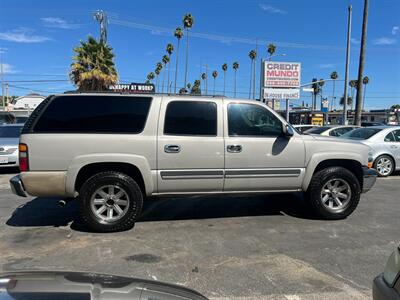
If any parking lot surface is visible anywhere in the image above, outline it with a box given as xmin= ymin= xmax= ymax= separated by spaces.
xmin=0 ymin=169 xmax=399 ymax=300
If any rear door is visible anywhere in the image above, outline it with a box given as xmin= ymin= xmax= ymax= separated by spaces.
xmin=388 ymin=129 xmax=400 ymax=167
xmin=157 ymin=98 xmax=224 ymax=193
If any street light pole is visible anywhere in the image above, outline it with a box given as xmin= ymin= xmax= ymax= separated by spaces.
xmin=0 ymin=50 xmax=4 ymax=111
xmin=343 ymin=5 xmax=352 ymax=125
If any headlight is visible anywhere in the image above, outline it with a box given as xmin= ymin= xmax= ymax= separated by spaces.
xmin=6 ymin=147 xmax=18 ymax=154
xmin=383 ymin=246 xmax=400 ymax=287
xmin=367 ymin=150 xmax=374 ymax=168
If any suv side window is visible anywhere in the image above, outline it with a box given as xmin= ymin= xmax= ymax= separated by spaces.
xmin=33 ymin=95 xmax=152 ymax=134
xmin=384 ymin=132 xmax=396 ymax=142
xmin=164 ymin=101 xmax=217 ymax=136
xmin=228 ymin=103 xmax=282 ymax=137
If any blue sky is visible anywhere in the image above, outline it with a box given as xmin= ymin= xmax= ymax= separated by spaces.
xmin=0 ymin=0 xmax=399 ymax=109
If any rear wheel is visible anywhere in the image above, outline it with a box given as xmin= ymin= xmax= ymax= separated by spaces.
xmin=374 ymin=155 xmax=394 ymax=177
xmin=79 ymin=171 xmax=143 ymax=232
xmin=305 ymin=167 xmax=361 ymax=220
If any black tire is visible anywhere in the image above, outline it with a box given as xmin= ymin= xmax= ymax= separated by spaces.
xmin=373 ymin=155 xmax=395 ymax=177
xmin=79 ymin=171 xmax=143 ymax=232
xmin=305 ymin=166 xmax=361 ymax=220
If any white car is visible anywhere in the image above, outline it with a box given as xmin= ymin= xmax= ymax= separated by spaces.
xmin=342 ymin=126 xmax=400 ymax=176
xmin=304 ymin=125 xmax=360 ymax=137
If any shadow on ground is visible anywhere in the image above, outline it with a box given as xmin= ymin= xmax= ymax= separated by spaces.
xmin=5 ymin=192 xmax=313 ymax=232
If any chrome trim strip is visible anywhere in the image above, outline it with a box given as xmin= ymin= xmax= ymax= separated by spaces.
xmin=152 ymin=189 xmax=302 ymax=196
xmin=160 ymin=170 xmax=224 ymax=180
xmin=225 ymin=169 xmax=301 ymax=178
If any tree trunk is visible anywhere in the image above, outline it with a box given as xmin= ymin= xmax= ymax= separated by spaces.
xmin=162 ymin=65 xmax=166 ymax=93
xmin=363 ymin=84 xmax=367 ymax=111
xmin=234 ymin=70 xmax=237 ymax=97
xmin=174 ymin=39 xmax=180 ymax=93
xmin=249 ymin=60 xmax=253 ymax=99
xmin=156 ymin=75 xmax=159 ymax=92
xmin=354 ymin=0 xmax=369 ymax=125
xmin=331 ymin=80 xmax=336 ymax=110
xmin=213 ymin=78 xmax=216 ymax=96
xmin=223 ymin=71 xmax=226 ymax=95
xmin=168 ymin=60 xmax=171 ymax=93
xmin=184 ymin=29 xmax=189 ymax=89
xmin=252 ymin=59 xmax=256 ymax=99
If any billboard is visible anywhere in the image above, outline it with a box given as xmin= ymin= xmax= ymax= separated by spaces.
xmin=263 ymin=62 xmax=301 ymax=88
xmin=264 ymin=88 xmax=300 ymax=100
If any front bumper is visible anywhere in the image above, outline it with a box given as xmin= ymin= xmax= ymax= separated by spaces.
xmin=362 ymin=166 xmax=378 ymax=193
xmin=373 ymin=273 xmax=400 ymax=300
xmin=10 ymin=175 xmax=27 ymax=197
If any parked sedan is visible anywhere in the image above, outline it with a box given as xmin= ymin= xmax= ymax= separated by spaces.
xmin=341 ymin=126 xmax=400 ymax=176
xmin=304 ymin=125 xmax=359 ymax=137
xmin=373 ymin=245 xmax=400 ymax=300
xmin=293 ymin=124 xmax=319 ymax=133
xmin=0 ymin=124 xmax=23 ymax=168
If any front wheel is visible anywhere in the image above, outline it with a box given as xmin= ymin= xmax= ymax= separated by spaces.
xmin=305 ymin=166 xmax=361 ymax=220
xmin=374 ymin=155 xmax=394 ymax=177
xmin=79 ymin=171 xmax=143 ymax=232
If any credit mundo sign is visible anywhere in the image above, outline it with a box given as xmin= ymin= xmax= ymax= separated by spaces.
xmin=264 ymin=62 xmax=301 ymax=88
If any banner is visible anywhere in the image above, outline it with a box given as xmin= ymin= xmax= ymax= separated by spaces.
xmin=108 ymin=83 xmax=155 ymax=94
xmin=264 ymin=88 xmax=300 ymax=100
xmin=264 ymin=62 xmax=301 ymax=88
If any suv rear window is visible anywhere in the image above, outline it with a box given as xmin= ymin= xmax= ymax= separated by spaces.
xmin=33 ymin=95 xmax=152 ymax=133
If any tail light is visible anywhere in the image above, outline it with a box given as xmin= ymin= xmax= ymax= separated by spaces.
xmin=19 ymin=143 xmax=29 ymax=172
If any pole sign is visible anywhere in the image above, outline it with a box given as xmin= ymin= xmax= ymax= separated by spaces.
xmin=321 ymin=99 xmax=329 ymax=113
xmin=261 ymin=61 xmax=301 ymax=100
xmin=108 ymin=83 xmax=155 ymax=94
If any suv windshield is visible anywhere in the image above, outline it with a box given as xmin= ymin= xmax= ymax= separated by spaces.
xmin=342 ymin=127 xmax=382 ymax=140
xmin=0 ymin=126 xmax=22 ymax=138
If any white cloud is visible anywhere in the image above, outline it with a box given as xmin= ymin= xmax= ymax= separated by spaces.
xmin=259 ymin=4 xmax=287 ymax=14
xmin=0 ymin=28 xmax=50 ymax=43
xmin=0 ymin=63 xmax=18 ymax=74
xmin=350 ymin=38 xmax=360 ymax=44
xmin=41 ymin=17 xmax=79 ymax=29
xmin=392 ymin=26 xmax=399 ymax=35
xmin=373 ymin=37 xmax=397 ymax=45
xmin=317 ymin=63 xmax=335 ymax=69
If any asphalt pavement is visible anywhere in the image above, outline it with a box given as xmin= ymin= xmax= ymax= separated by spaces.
xmin=0 ymin=168 xmax=399 ymax=300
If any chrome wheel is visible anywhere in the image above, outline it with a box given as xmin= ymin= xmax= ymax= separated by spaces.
xmin=90 ymin=185 xmax=130 ymax=223
xmin=320 ymin=178 xmax=352 ymax=212
xmin=376 ymin=157 xmax=393 ymax=176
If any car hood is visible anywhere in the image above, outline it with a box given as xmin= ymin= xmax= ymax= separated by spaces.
xmin=0 ymin=138 xmax=19 ymax=147
xmin=0 ymin=271 xmax=208 ymax=300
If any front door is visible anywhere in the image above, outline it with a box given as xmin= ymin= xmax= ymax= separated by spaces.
xmin=384 ymin=129 xmax=400 ymax=167
xmin=157 ymin=98 xmax=224 ymax=193
xmin=223 ymin=101 xmax=306 ymax=191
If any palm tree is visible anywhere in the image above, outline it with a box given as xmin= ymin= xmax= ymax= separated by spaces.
xmin=362 ymin=76 xmax=369 ymax=110
xmin=267 ymin=43 xmax=276 ymax=60
xmin=190 ymin=79 xmax=201 ymax=95
xmin=161 ymin=55 xmax=170 ymax=93
xmin=183 ymin=13 xmax=194 ymax=89
xmin=248 ymin=50 xmax=257 ymax=99
xmin=155 ymin=62 xmax=163 ymax=91
xmin=70 ymin=36 xmax=118 ymax=91
xmin=232 ymin=62 xmax=239 ymax=97
xmin=222 ymin=63 xmax=228 ymax=95
xmin=212 ymin=70 xmax=218 ymax=95
xmin=147 ymin=72 xmax=155 ymax=83
xmin=340 ymin=96 xmax=353 ymax=107
xmin=166 ymin=43 xmax=174 ymax=93
xmin=201 ymin=72 xmax=207 ymax=94
xmin=173 ymin=27 xmax=183 ymax=93
xmin=349 ymin=80 xmax=358 ymax=110
xmin=330 ymin=71 xmax=338 ymax=110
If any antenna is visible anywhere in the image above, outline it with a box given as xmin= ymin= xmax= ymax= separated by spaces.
xmin=94 ymin=10 xmax=108 ymax=44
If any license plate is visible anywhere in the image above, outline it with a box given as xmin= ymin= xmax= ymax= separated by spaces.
xmin=0 ymin=157 xmax=9 ymax=164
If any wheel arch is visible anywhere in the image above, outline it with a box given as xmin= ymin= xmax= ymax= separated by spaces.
xmin=302 ymin=158 xmax=364 ymax=191
xmin=373 ymin=153 xmax=396 ymax=169
xmin=65 ymin=154 xmax=154 ymax=197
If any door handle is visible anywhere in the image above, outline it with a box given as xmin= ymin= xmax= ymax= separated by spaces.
xmin=390 ymin=145 xmax=398 ymax=149
xmin=164 ymin=144 xmax=181 ymax=153
xmin=227 ymin=144 xmax=242 ymax=153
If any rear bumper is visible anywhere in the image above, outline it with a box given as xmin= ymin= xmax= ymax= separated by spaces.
xmin=373 ymin=273 xmax=400 ymax=300
xmin=10 ymin=175 xmax=27 ymax=197
xmin=362 ymin=166 xmax=378 ymax=193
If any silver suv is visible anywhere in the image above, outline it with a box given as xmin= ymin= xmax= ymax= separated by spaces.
xmin=10 ymin=93 xmax=378 ymax=232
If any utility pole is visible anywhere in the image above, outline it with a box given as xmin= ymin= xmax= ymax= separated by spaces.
xmin=253 ymin=39 xmax=258 ymax=99
xmin=205 ymin=64 xmax=208 ymax=95
xmin=343 ymin=5 xmax=352 ymax=125
xmin=5 ymin=82 xmax=8 ymax=111
xmin=0 ymin=50 xmax=4 ymax=111
xmin=354 ymin=0 xmax=369 ymax=126
xmin=94 ymin=10 xmax=108 ymax=44
xmin=259 ymin=58 xmax=264 ymax=103
xmin=285 ymin=98 xmax=290 ymax=121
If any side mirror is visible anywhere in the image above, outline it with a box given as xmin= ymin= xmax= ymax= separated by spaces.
xmin=282 ymin=124 xmax=294 ymax=137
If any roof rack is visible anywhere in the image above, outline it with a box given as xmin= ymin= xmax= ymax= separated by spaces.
xmin=62 ymin=90 xmax=229 ymax=98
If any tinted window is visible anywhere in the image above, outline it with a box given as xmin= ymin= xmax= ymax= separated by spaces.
xmin=392 ymin=130 xmax=400 ymax=142
xmin=305 ymin=126 xmax=330 ymax=134
xmin=34 ymin=95 xmax=152 ymax=133
xmin=228 ymin=103 xmax=282 ymax=136
xmin=346 ymin=128 xmax=382 ymax=140
xmin=384 ymin=132 xmax=396 ymax=142
xmin=0 ymin=126 xmax=22 ymax=138
xmin=329 ymin=127 xmax=355 ymax=137
xmin=164 ymin=101 xmax=217 ymax=136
